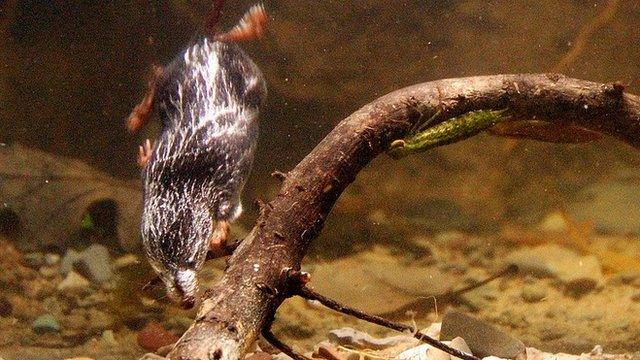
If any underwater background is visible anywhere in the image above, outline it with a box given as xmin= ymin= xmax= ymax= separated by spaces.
xmin=1 ymin=1 xmax=640 ymax=359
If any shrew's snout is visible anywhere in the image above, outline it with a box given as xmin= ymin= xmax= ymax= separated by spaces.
xmin=169 ymin=269 xmax=199 ymax=309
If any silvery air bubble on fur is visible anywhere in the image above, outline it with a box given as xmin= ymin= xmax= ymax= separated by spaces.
xmin=140 ymin=36 xmax=266 ymax=307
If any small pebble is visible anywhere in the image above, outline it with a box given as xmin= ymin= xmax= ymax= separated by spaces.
xmin=102 ymin=329 xmax=117 ymax=345
xmin=57 ymin=271 xmax=91 ymax=292
xmin=537 ymin=212 xmax=568 ymax=232
xmin=61 ymin=249 xmax=81 ymax=275
xmin=32 ymin=314 xmax=60 ymax=334
xmin=39 ymin=266 xmax=59 ymax=279
xmin=137 ymin=321 xmax=179 ymax=352
xmin=24 ymin=252 xmax=45 ymax=268
xmin=112 ymin=253 xmax=139 ymax=269
xmin=44 ymin=253 xmax=61 ymax=266
xmin=316 ymin=343 xmax=345 ymax=360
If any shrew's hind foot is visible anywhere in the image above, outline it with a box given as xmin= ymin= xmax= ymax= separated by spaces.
xmin=215 ymin=4 xmax=267 ymax=42
xmin=137 ymin=139 xmax=154 ymax=168
xmin=209 ymin=220 xmax=231 ymax=256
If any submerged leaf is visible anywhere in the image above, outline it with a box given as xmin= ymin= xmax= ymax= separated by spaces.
xmin=488 ymin=120 xmax=603 ymax=143
xmin=0 ymin=144 xmax=142 ymax=252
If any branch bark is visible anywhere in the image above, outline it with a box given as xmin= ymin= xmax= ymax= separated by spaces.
xmin=166 ymin=74 xmax=640 ymax=360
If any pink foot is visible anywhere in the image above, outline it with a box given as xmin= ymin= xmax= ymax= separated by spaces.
xmin=126 ymin=65 xmax=162 ymax=134
xmin=209 ymin=221 xmax=230 ymax=256
xmin=137 ymin=139 xmax=154 ymax=168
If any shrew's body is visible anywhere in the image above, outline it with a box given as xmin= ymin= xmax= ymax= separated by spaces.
xmin=127 ymin=4 xmax=267 ymax=308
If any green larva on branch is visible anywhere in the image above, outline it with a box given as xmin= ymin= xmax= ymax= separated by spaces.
xmin=387 ymin=109 xmax=508 ymax=159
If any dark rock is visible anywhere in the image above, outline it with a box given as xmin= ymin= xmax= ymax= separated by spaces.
xmin=23 ymin=252 xmax=45 ymax=268
xmin=609 ymin=271 xmax=640 ymax=285
xmin=440 ymin=310 xmax=525 ymax=358
xmin=0 ymin=296 xmax=12 ymax=317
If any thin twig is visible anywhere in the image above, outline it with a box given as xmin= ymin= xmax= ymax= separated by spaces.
xmin=553 ymin=0 xmax=620 ymax=72
xmin=262 ymin=315 xmax=311 ymax=360
xmin=296 ymin=286 xmax=480 ymax=360
xmin=447 ymin=264 xmax=518 ymax=298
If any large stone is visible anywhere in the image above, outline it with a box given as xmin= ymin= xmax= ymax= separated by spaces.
xmin=505 ymin=244 xmax=603 ymax=295
xmin=568 ymin=176 xmax=640 ymax=234
xmin=440 ymin=310 xmax=525 ymax=358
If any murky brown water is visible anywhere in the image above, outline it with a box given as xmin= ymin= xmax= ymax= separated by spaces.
xmin=1 ymin=1 xmax=640 ymax=359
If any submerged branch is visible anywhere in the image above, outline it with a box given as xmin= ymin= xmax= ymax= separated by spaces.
xmin=166 ymin=74 xmax=640 ymax=360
